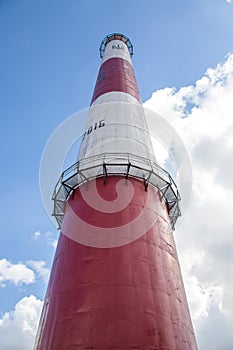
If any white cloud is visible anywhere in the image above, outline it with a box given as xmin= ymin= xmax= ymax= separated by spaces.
xmin=27 ymin=260 xmax=50 ymax=283
xmin=0 ymin=295 xmax=43 ymax=350
xmin=0 ymin=258 xmax=50 ymax=287
xmin=45 ymin=231 xmax=58 ymax=249
xmin=32 ymin=230 xmax=58 ymax=249
xmin=226 ymin=0 xmax=233 ymax=4
xmin=33 ymin=231 xmax=41 ymax=240
xmin=0 ymin=259 xmax=35 ymax=287
xmin=144 ymin=53 xmax=233 ymax=349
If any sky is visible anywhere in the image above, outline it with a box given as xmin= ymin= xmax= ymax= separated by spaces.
xmin=1 ymin=0 xmax=233 ymax=349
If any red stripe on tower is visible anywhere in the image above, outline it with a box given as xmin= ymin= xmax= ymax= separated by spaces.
xmin=91 ymin=57 xmax=141 ymax=104
xmin=34 ymin=33 xmax=198 ymax=350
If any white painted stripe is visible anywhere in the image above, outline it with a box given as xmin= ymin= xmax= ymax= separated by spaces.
xmin=101 ymin=39 xmax=132 ymax=65
xmin=78 ymin=94 xmax=155 ymax=163
xmin=91 ymin=91 xmax=140 ymax=106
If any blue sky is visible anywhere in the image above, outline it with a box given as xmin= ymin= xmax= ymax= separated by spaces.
xmin=1 ymin=0 xmax=233 ymax=349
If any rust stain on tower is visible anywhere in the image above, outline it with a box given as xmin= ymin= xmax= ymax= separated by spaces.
xmin=34 ymin=33 xmax=198 ymax=350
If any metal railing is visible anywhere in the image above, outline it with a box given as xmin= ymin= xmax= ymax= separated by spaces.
xmin=99 ymin=33 xmax=133 ymax=58
xmin=52 ymin=153 xmax=181 ymax=230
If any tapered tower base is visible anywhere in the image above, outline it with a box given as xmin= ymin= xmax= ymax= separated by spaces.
xmin=35 ymin=177 xmax=197 ymax=350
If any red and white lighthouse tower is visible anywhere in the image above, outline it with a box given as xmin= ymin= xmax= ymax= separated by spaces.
xmin=34 ymin=33 xmax=198 ymax=349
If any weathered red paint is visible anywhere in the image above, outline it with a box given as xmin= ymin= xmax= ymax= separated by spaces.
xmin=35 ymin=177 xmax=197 ymax=350
xmin=91 ymin=57 xmax=141 ymax=104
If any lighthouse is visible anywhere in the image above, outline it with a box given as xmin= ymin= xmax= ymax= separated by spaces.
xmin=34 ymin=33 xmax=198 ymax=349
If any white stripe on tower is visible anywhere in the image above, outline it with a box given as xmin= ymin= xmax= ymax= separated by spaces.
xmin=78 ymin=35 xmax=155 ymax=163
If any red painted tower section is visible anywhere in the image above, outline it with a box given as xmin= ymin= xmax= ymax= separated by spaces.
xmin=34 ymin=34 xmax=198 ymax=349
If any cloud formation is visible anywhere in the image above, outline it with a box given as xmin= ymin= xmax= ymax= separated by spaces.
xmin=0 ymin=259 xmax=35 ymax=287
xmin=0 ymin=295 xmax=43 ymax=350
xmin=144 ymin=53 xmax=233 ymax=349
xmin=45 ymin=231 xmax=58 ymax=249
xmin=33 ymin=231 xmax=41 ymax=240
xmin=27 ymin=260 xmax=50 ymax=283
xmin=32 ymin=230 xmax=58 ymax=249
xmin=0 ymin=258 xmax=48 ymax=349
xmin=0 ymin=258 xmax=50 ymax=288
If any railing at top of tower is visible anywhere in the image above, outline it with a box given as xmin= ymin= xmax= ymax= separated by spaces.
xmin=99 ymin=33 xmax=133 ymax=58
